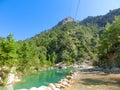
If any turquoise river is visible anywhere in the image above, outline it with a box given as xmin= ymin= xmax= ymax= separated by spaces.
xmin=0 ymin=68 xmax=75 ymax=90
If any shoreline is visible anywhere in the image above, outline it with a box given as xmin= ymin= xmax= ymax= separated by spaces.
xmin=27 ymin=70 xmax=79 ymax=90
xmin=2 ymin=66 xmax=120 ymax=90
xmin=1 ymin=67 xmax=76 ymax=90
xmin=65 ymin=68 xmax=120 ymax=90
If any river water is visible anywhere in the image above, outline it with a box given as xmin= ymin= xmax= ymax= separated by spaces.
xmin=0 ymin=68 xmax=74 ymax=90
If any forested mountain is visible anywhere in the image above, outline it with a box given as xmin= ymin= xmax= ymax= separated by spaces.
xmin=0 ymin=17 xmax=99 ymax=77
xmin=81 ymin=8 xmax=120 ymax=27
xmin=1 ymin=8 xmax=120 ymax=85
xmin=27 ymin=18 xmax=99 ymax=65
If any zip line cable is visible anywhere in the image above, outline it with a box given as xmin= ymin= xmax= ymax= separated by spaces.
xmin=75 ymin=0 xmax=80 ymax=19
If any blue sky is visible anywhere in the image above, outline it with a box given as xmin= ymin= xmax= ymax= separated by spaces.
xmin=0 ymin=0 xmax=120 ymax=40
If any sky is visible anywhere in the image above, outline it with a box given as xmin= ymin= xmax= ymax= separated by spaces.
xmin=0 ymin=0 xmax=120 ymax=40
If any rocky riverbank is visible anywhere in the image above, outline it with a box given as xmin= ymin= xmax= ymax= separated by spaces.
xmin=26 ymin=70 xmax=79 ymax=90
xmin=25 ymin=67 xmax=120 ymax=90
xmin=0 ymin=67 xmax=21 ymax=86
xmin=65 ymin=68 xmax=120 ymax=90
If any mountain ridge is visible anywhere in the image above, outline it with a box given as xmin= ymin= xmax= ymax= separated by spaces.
xmin=81 ymin=8 xmax=120 ymax=27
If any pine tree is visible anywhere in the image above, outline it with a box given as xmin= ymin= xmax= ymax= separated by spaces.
xmin=0 ymin=33 xmax=18 ymax=66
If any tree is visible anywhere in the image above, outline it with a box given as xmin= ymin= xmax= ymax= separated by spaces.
xmin=50 ymin=52 xmax=57 ymax=66
xmin=0 ymin=33 xmax=18 ymax=66
xmin=62 ymin=50 xmax=72 ymax=65
xmin=98 ymin=16 xmax=120 ymax=68
xmin=17 ymin=42 xmax=32 ymax=72
xmin=39 ymin=54 xmax=47 ymax=66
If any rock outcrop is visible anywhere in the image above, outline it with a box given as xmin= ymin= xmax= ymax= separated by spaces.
xmin=6 ymin=67 xmax=20 ymax=85
xmin=58 ymin=17 xmax=74 ymax=25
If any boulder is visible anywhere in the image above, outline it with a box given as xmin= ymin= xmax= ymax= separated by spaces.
xmin=5 ymin=85 xmax=14 ymax=90
xmin=53 ymin=88 xmax=60 ymax=90
xmin=30 ymin=87 xmax=37 ymax=90
xmin=15 ymin=76 xmax=21 ymax=82
xmin=61 ymin=81 xmax=70 ymax=87
xmin=58 ymin=79 xmax=70 ymax=87
xmin=59 ymin=84 xmax=66 ymax=89
xmin=111 ymin=67 xmax=120 ymax=73
xmin=48 ymin=83 xmax=56 ymax=90
xmin=111 ymin=67 xmax=120 ymax=71
xmin=38 ymin=86 xmax=47 ymax=90
xmin=56 ymin=83 xmax=66 ymax=89
xmin=44 ymin=87 xmax=52 ymax=90
xmin=54 ymin=83 xmax=61 ymax=88
xmin=62 ymin=79 xmax=69 ymax=83
xmin=38 ymin=86 xmax=52 ymax=90
xmin=72 ymin=72 xmax=77 ymax=76
xmin=6 ymin=73 xmax=15 ymax=84
xmin=17 ymin=89 xmax=28 ymax=90
xmin=66 ymin=76 xmax=73 ymax=80
xmin=0 ymin=77 xmax=3 ymax=85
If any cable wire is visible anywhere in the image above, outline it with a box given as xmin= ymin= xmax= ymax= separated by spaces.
xmin=75 ymin=0 xmax=80 ymax=19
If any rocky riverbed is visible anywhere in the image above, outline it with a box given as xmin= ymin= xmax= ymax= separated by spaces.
xmin=65 ymin=69 xmax=120 ymax=90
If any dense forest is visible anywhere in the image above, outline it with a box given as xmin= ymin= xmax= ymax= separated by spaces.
xmin=98 ymin=16 xmax=120 ymax=68
xmin=0 ymin=19 xmax=99 ymax=72
xmin=0 ymin=8 xmax=120 ymax=85
xmin=81 ymin=8 xmax=120 ymax=27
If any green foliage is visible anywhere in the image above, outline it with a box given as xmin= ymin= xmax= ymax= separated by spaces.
xmin=98 ymin=16 xmax=120 ymax=68
xmin=39 ymin=54 xmax=47 ymax=66
xmin=50 ymin=52 xmax=57 ymax=66
xmin=17 ymin=42 xmax=36 ymax=72
xmin=81 ymin=8 xmax=120 ymax=27
xmin=118 ymin=36 xmax=120 ymax=42
xmin=30 ymin=21 xmax=98 ymax=65
xmin=0 ymin=17 xmax=99 ymax=74
xmin=3 ymin=13 xmax=120 ymax=84
xmin=62 ymin=50 xmax=70 ymax=63
xmin=0 ymin=33 xmax=18 ymax=66
xmin=1 ymin=8 xmax=120 ymax=76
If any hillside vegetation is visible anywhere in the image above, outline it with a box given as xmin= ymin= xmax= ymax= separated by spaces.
xmin=81 ymin=8 xmax=120 ymax=27
xmin=0 ymin=19 xmax=98 ymax=72
xmin=0 ymin=8 xmax=120 ymax=85
xmin=98 ymin=16 xmax=120 ymax=68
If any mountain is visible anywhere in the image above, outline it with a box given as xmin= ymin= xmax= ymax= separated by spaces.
xmin=1 ymin=8 xmax=120 ymax=85
xmin=81 ymin=8 xmax=120 ymax=27
xmin=17 ymin=8 xmax=120 ymax=69
xmin=1 ymin=8 xmax=120 ymax=75
xmin=58 ymin=17 xmax=74 ymax=25
xmin=28 ymin=19 xmax=99 ymax=64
